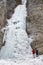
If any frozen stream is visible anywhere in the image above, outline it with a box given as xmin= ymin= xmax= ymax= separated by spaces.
xmin=0 ymin=0 xmax=33 ymax=61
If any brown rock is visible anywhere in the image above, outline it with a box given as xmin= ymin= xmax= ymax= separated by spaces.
xmin=7 ymin=0 xmax=21 ymax=19
xmin=27 ymin=0 xmax=43 ymax=54
xmin=0 ymin=0 xmax=7 ymax=48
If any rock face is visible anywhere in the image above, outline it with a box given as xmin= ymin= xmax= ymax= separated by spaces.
xmin=0 ymin=0 xmax=7 ymax=48
xmin=27 ymin=0 xmax=43 ymax=54
xmin=0 ymin=0 xmax=6 ymax=28
xmin=7 ymin=0 xmax=21 ymax=19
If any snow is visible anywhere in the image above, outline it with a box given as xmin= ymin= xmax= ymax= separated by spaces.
xmin=0 ymin=57 xmax=43 ymax=65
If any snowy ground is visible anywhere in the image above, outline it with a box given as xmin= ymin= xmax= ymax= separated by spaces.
xmin=0 ymin=56 xmax=43 ymax=65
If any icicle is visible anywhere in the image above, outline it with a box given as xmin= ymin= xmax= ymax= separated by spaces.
xmin=22 ymin=0 xmax=27 ymax=5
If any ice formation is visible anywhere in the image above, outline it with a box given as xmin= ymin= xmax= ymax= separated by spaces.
xmin=0 ymin=0 xmax=33 ymax=61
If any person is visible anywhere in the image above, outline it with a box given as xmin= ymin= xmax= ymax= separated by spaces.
xmin=35 ymin=48 xmax=38 ymax=57
xmin=32 ymin=49 xmax=35 ymax=58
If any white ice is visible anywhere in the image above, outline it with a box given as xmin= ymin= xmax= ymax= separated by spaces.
xmin=0 ymin=0 xmax=33 ymax=61
xmin=7 ymin=5 xmax=27 ymax=30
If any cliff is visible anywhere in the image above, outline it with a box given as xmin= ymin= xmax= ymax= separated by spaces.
xmin=0 ymin=0 xmax=6 ymax=48
xmin=27 ymin=0 xmax=43 ymax=54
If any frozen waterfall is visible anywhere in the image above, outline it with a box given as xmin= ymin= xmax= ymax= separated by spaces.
xmin=22 ymin=0 xmax=27 ymax=5
xmin=0 ymin=0 xmax=33 ymax=61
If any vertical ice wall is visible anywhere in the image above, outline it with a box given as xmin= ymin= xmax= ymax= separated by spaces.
xmin=0 ymin=0 xmax=33 ymax=61
xmin=22 ymin=0 xmax=27 ymax=5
